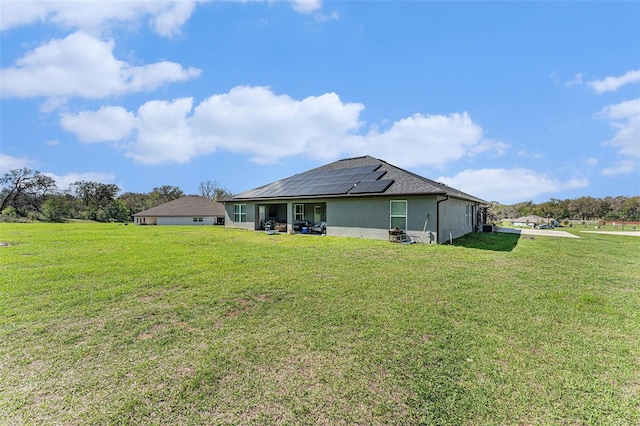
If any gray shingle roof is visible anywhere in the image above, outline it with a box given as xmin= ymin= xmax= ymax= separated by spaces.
xmin=230 ymin=156 xmax=489 ymax=204
xmin=132 ymin=195 xmax=225 ymax=217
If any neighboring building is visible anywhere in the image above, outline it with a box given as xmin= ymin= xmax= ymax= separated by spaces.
xmin=222 ymin=156 xmax=489 ymax=243
xmin=511 ymin=215 xmax=558 ymax=227
xmin=133 ymin=195 xmax=225 ymax=225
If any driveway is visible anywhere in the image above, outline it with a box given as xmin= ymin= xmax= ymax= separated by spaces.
xmin=497 ymin=227 xmax=580 ymax=238
xmin=580 ymin=231 xmax=640 ymax=237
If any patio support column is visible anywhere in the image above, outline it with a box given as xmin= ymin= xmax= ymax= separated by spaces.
xmin=287 ymin=202 xmax=293 ymax=233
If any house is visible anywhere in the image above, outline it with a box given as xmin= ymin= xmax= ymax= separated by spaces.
xmin=511 ymin=215 xmax=558 ymax=228
xmin=132 ymin=195 xmax=225 ymax=225
xmin=222 ymin=156 xmax=489 ymax=243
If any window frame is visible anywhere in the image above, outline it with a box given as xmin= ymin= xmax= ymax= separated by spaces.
xmin=234 ymin=204 xmax=247 ymax=223
xmin=390 ymin=200 xmax=407 ymax=230
xmin=294 ymin=204 xmax=304 ymax=222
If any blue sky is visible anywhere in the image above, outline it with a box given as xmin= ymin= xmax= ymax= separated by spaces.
xmin=1 ymin=0 xmax=639 ymax=204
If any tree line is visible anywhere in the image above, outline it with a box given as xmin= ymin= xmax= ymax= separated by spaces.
xmin=2 ymin=168 xmax=637 ymax=223
xmin=488 ymin=196 xmax=640 ymax=223
xmin=0 ymin=168 xmax=231 ymax=222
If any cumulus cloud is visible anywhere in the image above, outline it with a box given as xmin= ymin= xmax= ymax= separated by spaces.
xmin=437 ymin=168 xmax=589 ymax=204
xmin=44 ymin=171 xmax=117 ymax=191
xmin=0 ymin=31 xmax=201 ymax=100
xmin=58 ymin=85 xmax=506 ymax=168
xmin=343 ymin=112 xmax=507 ymax=169
xmin=589 ymin=69 xmax=640 ymax=94
xmin=596 ymin=98 xmax=640 ymax=175
xmin=0 ymin=153 xmax=36 ymax=174
xmin=132 ymin=97 xmax=198 ymax=164
xmin=189 ymin=86 xmax=364 ymax=164
xmin=0 ymin=0 xmax=201 ymax=36
xmin=60 ymin=106 xmax=136 ymax=143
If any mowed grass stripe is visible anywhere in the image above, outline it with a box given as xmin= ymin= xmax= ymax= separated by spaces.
xmin=0 ymin=223 xmax=638 ymax=425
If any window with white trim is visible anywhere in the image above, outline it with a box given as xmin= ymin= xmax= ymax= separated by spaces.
xmin=294 ymin=204 xmax=304 ymax=222
xmin=193 ymin=217 xmax=203 ymax=222
xmin=390 ymin=200 xmax=407 ymax=230
xmin=234 ymin=204 xmax=246 ymax=223
xmin=466 ymin=204 xmax=471 ymax=227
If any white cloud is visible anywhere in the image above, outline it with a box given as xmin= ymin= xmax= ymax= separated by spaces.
xmin=315 ymin=10 xmax=339 ymax=23
xmin=589 ymin=69 xmax=640 ymax=94
xmin=343 ymin=113 xmax=506 ymax=168
xmin=0 ymin=154 xmax=115 ymax=191
xmin=44 ymin=171 xmax=117 ymax=191
xmin=585 ymin=157 xmax=597 ymax=166
xmin=59 ymin=85 xmax=505 ymax=168
xmin=517 ymin=149 xmax=544 ymax=160
xmin=0 ymin=153 xmax=36 ymax=174
xmin=601 ymin=159 xmax=639 ymax=176
xmin=566 ymin=73 xmax=584 ymax=87
xmin=131 ymin=97 xmax=198 ymax=164
xmin=595 ymin=98 xmax=640 ymax=175
xmin=60 ymin=106 xmax=136 ymax=143
xmin=290 ymin=0 xmax=323 ymax=14
xmin=0 ymin=0 xmax=201 ymax=37
xmin=189 ymin=86 xmax=364 ymax=164
xmin=0 ymin=31 xmax=201 ymax=100
xmin=437 ymin=168 xmax=588 ymax=204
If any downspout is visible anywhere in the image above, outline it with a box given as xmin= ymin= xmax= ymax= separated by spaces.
xmin=436 ymin=195 xmax=449 ymax=244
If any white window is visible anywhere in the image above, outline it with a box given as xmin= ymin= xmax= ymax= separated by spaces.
xmin=466 ymin=204 xmax=471 ymax=227
xmin=234 ymin=204 xmax=246 ymax=223
xmin=294 ymin=204 xmax=304 ymax=221
xmin=390 ymin=200 xmax=407 ymax=230
xmin=193 ymin=217 xmax=203 ymax=222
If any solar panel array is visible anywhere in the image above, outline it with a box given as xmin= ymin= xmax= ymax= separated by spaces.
xmin=239 ymin=164 xmax=395 ymax=198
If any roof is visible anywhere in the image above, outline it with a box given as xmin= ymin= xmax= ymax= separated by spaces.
xmin=229 ymin=156 xmax=489 ymax=204
xmin=132 ymin=195 xmax=225 ymax=217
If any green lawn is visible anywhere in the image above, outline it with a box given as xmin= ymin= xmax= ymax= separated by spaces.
xmin=1 ymin=223 xmax=638 ymax=425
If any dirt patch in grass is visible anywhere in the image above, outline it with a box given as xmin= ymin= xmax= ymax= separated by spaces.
xmin=225 ymin=294 xmax=272 ymax=318
xmin=213 ymin=351 xmax=413 ymax=424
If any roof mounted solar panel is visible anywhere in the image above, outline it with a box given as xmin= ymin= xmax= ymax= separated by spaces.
xmin=348 ymin=179 xmax=394 ymax=194
xmin=235 ymin=164 xmax=387 ymax=198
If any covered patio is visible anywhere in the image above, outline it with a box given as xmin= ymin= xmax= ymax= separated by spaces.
xmin=255 ymin=202 xmax=327 ymax=234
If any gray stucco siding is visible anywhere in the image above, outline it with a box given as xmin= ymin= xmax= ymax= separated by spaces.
xmin=437 ymin=197 xmax=475 ymax=242
xmin=327 ymin=195 xmax=438 ymax=242
xmin=224 ymin=195 xmax=479 ymax=244
xmin=224 ymin=202 xmax=256 ymax=230
xmin=157 ymin=216 xmax=217 ymax=225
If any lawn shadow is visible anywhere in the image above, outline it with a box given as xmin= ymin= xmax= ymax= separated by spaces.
xmin=452 ymin=231 xmax=520 ymax=252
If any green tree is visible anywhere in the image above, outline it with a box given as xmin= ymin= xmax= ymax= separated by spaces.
xmin=119 ymin=192 xmax=151 ymax=215
xmin=42 ymin=194 xmax=72 ymax=222
xmin=0 ymin=168 xmax=57 ymax=215
xmin=108 ymin=199 xmax=131 ymax=222
xmin=149 ymin=185 xmax=184 ymax=206
xmin=70 ymin=181 xmax=120 ymax=220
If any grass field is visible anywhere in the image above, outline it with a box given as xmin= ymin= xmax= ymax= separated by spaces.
xmin=1 ymin=223 xmax=639 ymax=425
